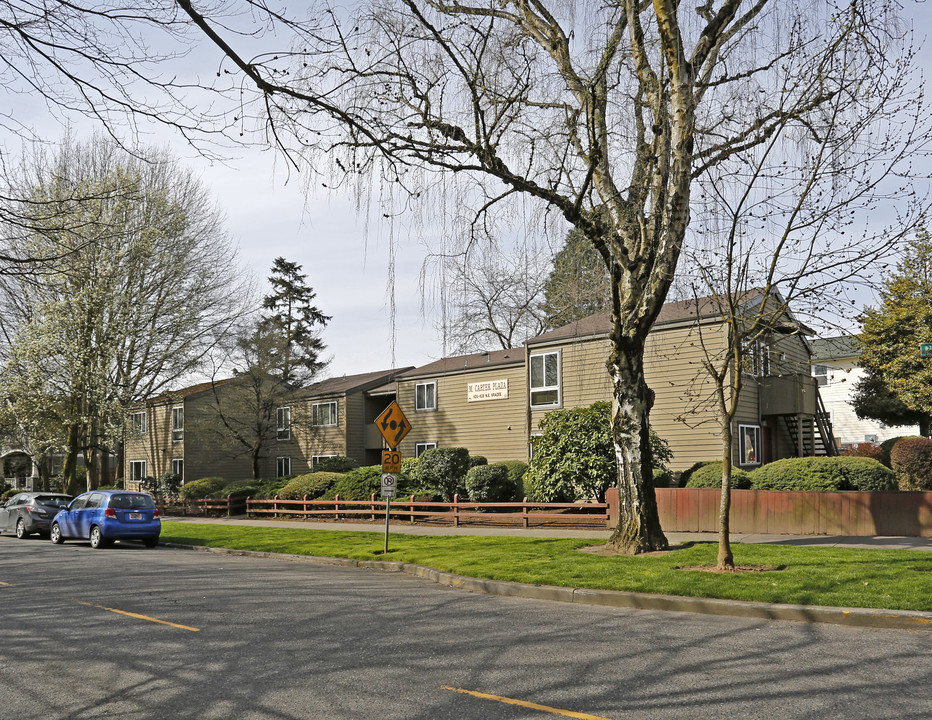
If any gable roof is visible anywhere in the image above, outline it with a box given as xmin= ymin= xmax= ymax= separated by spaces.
xmin=292 ymin=367 xmax=414 ymax=399
xmin=809 ymin=335 xmax=860 ymax=362
xmin=526 ymin=289 xmax=812 ymax=347
xmin=397 ymin=348 xmax=524 ymax=380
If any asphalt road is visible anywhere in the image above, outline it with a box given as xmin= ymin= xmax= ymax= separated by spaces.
xmin=1 ymin=536 xmax=931 ymax=720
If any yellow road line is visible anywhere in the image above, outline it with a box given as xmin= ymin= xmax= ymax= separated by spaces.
xmin=76 ymin=601 xmax=200 ymax=632
xmin=0 ymin=581 xmax=9 ymax=586
xmin=441 ymin=686 xmax=614 ymax=720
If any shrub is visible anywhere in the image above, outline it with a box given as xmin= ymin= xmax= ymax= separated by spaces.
xmin=319 ymin=465 xmax=419 ymax=501
xmin=311 ymin=456 xmax=358 ymax=473
xmin=465 ymin=463 xmax=519 ymax=503
xmin=880 ymin=436 xmax=920 ymax=468
xmin=417 ymin=447 xmax=471 ymax=501
xmin=468 ymin=455 xmax=488 ymax=468
xmin=211 ymin=479 xmax=261 ymax=499
xmin=842 ymin=443 xmax=884 ymax=462
xmin=498 ymin=460 xmax=529 ymax=498
xmin=841 ymin=457 xmax=898 ymax=491
xmin=684 ymin=462 xmax=751 ymax=489
xmin=890 ymin=437 xmax=932 ymax=491
xmin=179 ymin=476 xmax=226 ymax=500
xmin=279 ymin=472 xmax=343 ymax=500
xmin=677 ymin=461 xmax=715 ymax=488
xmin=254 ymin=477 xmax=292 ymax=499
xmin=749 ymin=457 xmax=896 ymax=492
xmin=652 ymin=468 xmax=674 ymax=488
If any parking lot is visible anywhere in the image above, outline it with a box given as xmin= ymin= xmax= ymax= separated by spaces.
xmin=2 ymin=536 xmax=932 ymax=719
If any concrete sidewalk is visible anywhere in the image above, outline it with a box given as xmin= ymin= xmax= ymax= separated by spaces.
xmin=165 ymin=514 xmax=932 ymax=551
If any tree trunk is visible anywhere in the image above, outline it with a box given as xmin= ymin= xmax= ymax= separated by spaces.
xmin=606 ymin=339 xmax=668 ymax=554
xmin=718 ymin=436 xmax=735 ymax=570
xmin=62 ymin=424 xmax=81 ymax=495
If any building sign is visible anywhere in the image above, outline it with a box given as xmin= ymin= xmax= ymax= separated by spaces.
xmin=467 ymin=379 xmax=509 ymax=402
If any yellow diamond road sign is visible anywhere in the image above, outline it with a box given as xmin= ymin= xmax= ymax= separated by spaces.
xmin=375 ymin=401 xmax=411 ymax=449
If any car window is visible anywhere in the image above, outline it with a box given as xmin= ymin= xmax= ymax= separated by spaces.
xmin=110 ymin=494 xmax=155 ymax=510
xmin=6 ymin=494 xmax=23 ymax=507
xmin=36 ymin=495 xmax=70 ymax=508
xmin=69 ymin=495 xmax=89 ymax=511
xmin=85 ymin=493 xmax=104 ymax=509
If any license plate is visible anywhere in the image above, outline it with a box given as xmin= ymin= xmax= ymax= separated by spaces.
xmin=129 ymin=512 xmax=142 ymax=520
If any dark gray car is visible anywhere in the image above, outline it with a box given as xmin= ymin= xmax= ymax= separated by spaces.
xmin=0 ymin=492 xmax=72 ymax=538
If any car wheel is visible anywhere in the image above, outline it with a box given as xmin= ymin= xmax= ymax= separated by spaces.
xmin=50 ymin=523 xmax=64 ymax=544
xmin=89 ymin=525 xmax=105 ymax=549
xmin=15 ymin=518 xmax=28 ymax=539
xmin=143 ymin=537 xmax=158 ymax=548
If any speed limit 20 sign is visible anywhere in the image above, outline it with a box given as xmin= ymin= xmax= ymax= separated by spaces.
xmin=381 ymin=450 xmax=402 ymax=474
xmin=381 ymin=473 xmax=397 ymax=498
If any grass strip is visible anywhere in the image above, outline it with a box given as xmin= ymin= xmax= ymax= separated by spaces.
xmin=161 ymin=521 xmax=932 ymax=612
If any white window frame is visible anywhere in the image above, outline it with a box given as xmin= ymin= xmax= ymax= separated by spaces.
xmin=129 ymin=411 xmax=147 ymax=434
xmin=277 ymin=406 xmax=292 ymax=440
xmin=529 ymin=351 xmax=561 ymax=408
xmin=276 ymin=456 xmax=292 ymax=477
xmin=415 ymin=381 xmax=437 ymax=412
xmin=738 ymin=424 xmax=762 ymax=467
xmin=171 ymin=406 xmax=184 ymax=443
xmin=312 ymin=454 xmax=338 ymax=466
xmin=129 ymin=460 xmax=147 ymax=482
xmin=415 ymin=442 xmax=437 ymax=458
xmin=312 ymin=401 xmax=338 ymax=427
xmin=171 ymin=458 xmax=184 ymax=481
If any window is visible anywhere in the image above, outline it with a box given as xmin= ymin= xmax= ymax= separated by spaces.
xmin=738 ymin=425 xmax=762 ymax=467
xmin=276 ymin=456 xmax=292 ymax=477
xmin=171 ymin=406 xmax=184 ymax=443
xmin=415 ymin=442 xmax=437 ymax=458
xmin=742 ymin=340 xmax=771 ymax=377
xmin=312 ymin=454 xmax=337 ymax=466
xmin=812 ymin=364 xmax=829 ymax=386
xmin=529 ymin=351 xmax=560 ymax=407
xmin=129 ymin=460 xmax=147 ymax=482
xmin=312 ymin=401 xmax=338 ymax=426
xmin=171 ymin=458 xmax=184 ymax=481
xmin=277 ymin=406 xmax=292 ymax=440
xmin=129 ymin=411 xmax=147 ymax=434
xmin=415 ymin=382 xmax=437 ymax=411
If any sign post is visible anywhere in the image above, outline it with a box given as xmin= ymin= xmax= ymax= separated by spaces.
xmin=374 ymin=402 xmax=411 ymax=553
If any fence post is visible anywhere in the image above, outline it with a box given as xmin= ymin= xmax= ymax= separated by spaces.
xmin=604 ymin=487 xmax=619 ymax=528
xmin=335 ymin=494 xmax=341 ymax=520
xmin=522 ymin=496 xmax=529 ymax=528
xmin=371 ymin=493 xmax=377 ymax=521
xmin=453 ymin=493 xmax=460 ymax=527
xmin=410 ymin=495 xmax=415 ymax=524
xmin=226 ymin=494 xmax=232 ymax=517
xmin=274 ymin=495 xmax=279 ymax=517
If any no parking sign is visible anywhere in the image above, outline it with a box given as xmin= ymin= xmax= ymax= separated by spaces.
xmin=381 ymin=473 xmax=397 ymax=498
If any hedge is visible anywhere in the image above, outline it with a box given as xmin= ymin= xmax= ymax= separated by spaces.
xmin=749 ymin=457 xmax=896 ymax=492
xmin=465 ymin=463 xmax=518 ymax=503
xmin=279 ymin=472 xmax=344 ymax=500
xmin=684 ymin=462 xmax=752 ymax=490
xmin=179 ymin=477 xmax=226 ymax=500
xmin=890 ymin=437 xmax=932 ymax=491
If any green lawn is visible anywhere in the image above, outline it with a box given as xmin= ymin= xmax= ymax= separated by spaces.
xmin=160 ymin=521 xmax=932 ymax=612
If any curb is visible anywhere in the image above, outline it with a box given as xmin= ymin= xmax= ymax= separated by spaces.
xmin=162 ymin=542 xmax=932 ymax=631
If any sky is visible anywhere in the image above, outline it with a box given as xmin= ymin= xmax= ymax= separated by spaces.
xmin=6 ymin=2 xmax=932 ymax=381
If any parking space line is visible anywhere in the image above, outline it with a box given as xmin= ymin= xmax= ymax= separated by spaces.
xmin=76 ymin=601 xmax=200 ymax=632
xmin=441 ymin=686 xmax=614 ymax=720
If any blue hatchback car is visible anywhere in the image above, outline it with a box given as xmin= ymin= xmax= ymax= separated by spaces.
xmin=50 ymin=491 xmax=161 ymax=548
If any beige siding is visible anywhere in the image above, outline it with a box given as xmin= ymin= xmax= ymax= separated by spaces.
xmin=124 ymin=400 xmax=179 ymax=484
xmin=344 ymin=393 xmax=367 ymax=462
xmin=397 ymin=364 xmax=528 ymax=462
xmin=529 ymin=321 xmax=732 ymax=472
xmin=298 ymin=396 xmax=348 ymax=462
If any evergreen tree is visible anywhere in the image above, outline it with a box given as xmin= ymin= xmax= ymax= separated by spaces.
xmin=855 ymin=231 xmax=932 ymax=436
xmin=541 ymin=228 xmax=611 ymax=328
xmin=260 ymin=257 xmax=330 ymax=385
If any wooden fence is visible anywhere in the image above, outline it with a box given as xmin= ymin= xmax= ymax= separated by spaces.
xmin=246 ymin=494 xmax=610 ymax=528
xmin=605 ymin=488 xmax=932 ymax=537
xmin=159 ymin=494 xmax=249 ymax=517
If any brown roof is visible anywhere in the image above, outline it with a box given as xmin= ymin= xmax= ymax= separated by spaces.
xmin=397 ymin=348 xmax=524 ymax=379
xmin=292 ymin=368 xmax=413 ymax=399
xmin=526 ymin=291 xmax=771 ymax=346
xmin=145 ymin=377 xmax=240 ymax=404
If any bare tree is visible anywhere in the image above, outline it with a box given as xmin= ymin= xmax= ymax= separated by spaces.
xmin=175 ymin=0 xmax=925 ymax=552
xmin=0 ymin=135 xmax=251 ymax=491
xmin=432 ymin=240 xmax=549 ymax=354
xmin=675 ymin=35 xmax=931 ymax=568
